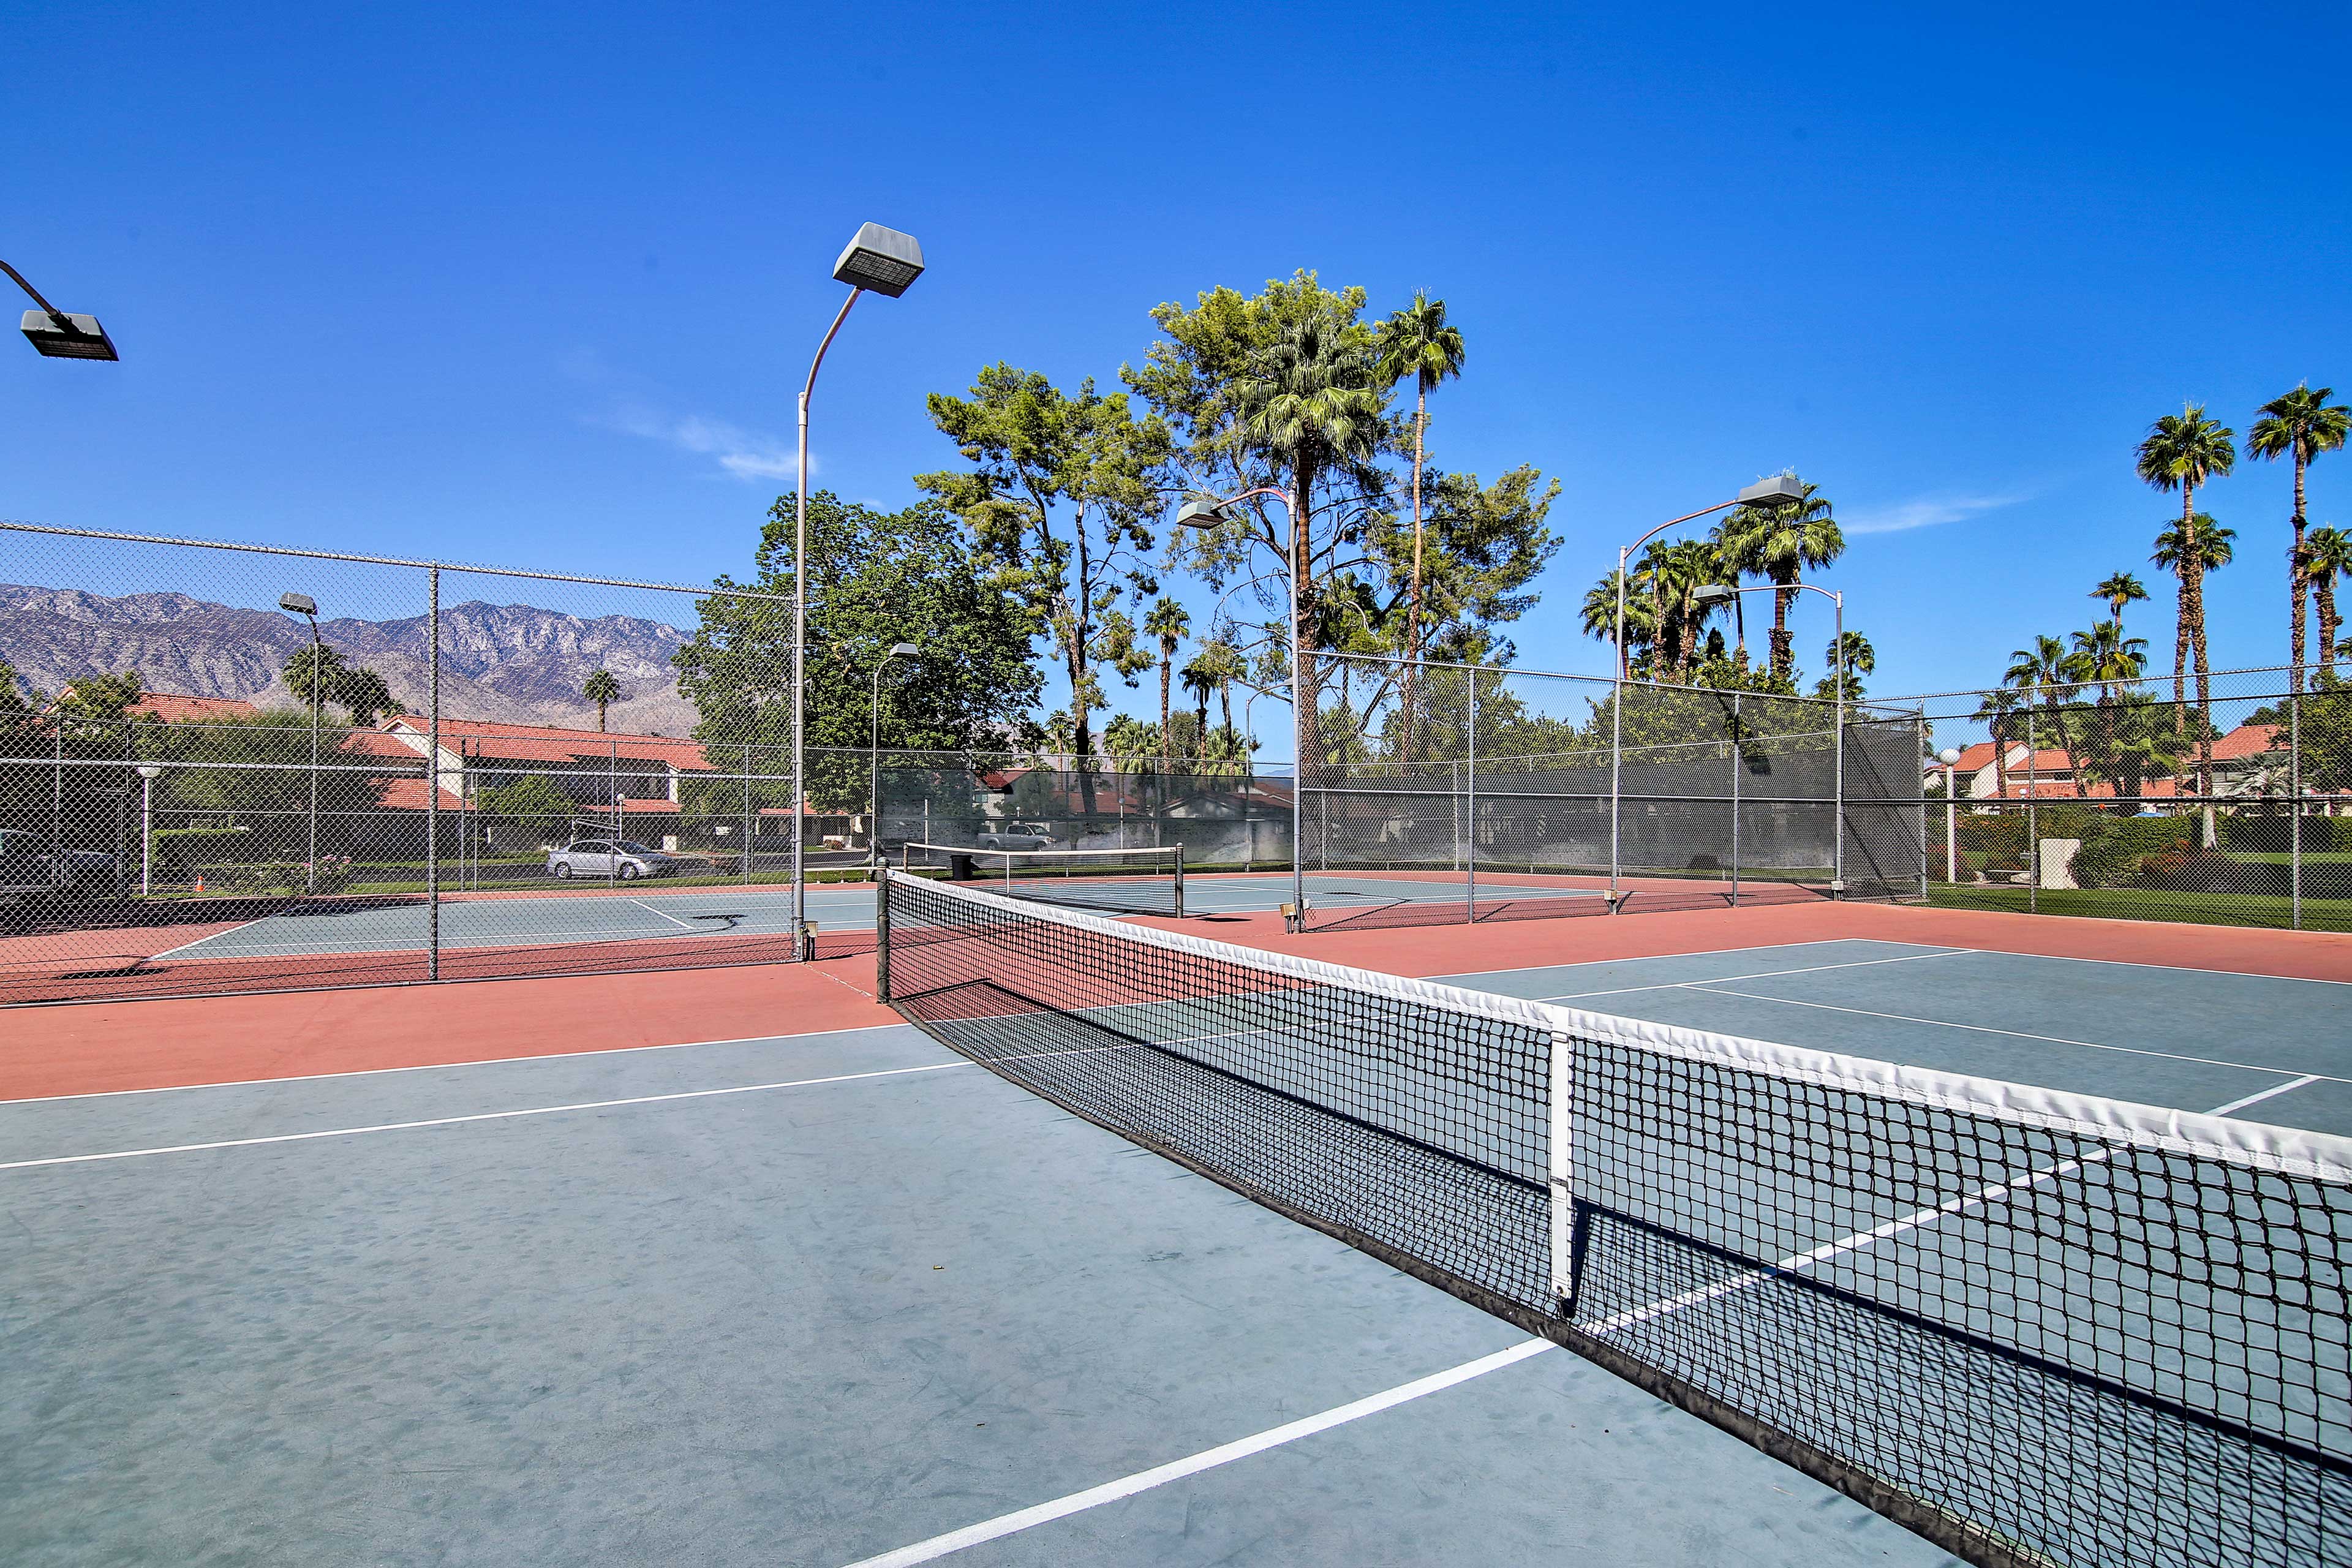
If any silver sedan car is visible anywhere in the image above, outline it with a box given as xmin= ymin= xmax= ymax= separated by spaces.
xmin=546 ymin=839 xmax=686 ymax=880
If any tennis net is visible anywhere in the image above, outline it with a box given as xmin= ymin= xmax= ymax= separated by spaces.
xmin=876 ymin=869 xmax=2352 ymax=1568
xmin=898 ymin=842 xmax=1183 ymax=919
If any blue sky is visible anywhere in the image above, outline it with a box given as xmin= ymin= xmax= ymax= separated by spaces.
xmin=8 ymin=1 xmax=2349 ymax=742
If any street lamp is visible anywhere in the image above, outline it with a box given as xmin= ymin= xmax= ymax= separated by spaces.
xmin=1178 ymin=490 xmax=1306 ymax=928
xmin=280 ymin=592 xmax=323 ymax=892
xmin=1691 ymin=578 xmax=1848 ymax=895
xmin=870 ymin=643 xmax=920 ymax=868
xmin=1608 ymin=474 xmax=1804 ymax=910
xmin=1937 ymin=745 xmax=1963 ymax=884
xmin=794 ymin=223 xmax=925 ymax=957
xmin=4 ymin=258 xmax=117 ymax=360
xmin=136 ymin=764 xmax=162 ymax=895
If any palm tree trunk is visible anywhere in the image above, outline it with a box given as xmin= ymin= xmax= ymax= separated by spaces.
xmin=1158 ymin=654 xmax=1172 ymax=772
xmin=2171 ymin=491 xmax=2192 ymax=754
xmin=2291 ymin=454 xmax=2309 ymax=692
xmin=1769 ymin=586 xmax=1794 ymax=682
xmin=2318 ymin=578 xmax=2341 ymax=678
xmin=1402 ymin=388 xmax=1428 ymax=760
xmin=1991 ymin=721 xmax=2009 ymax=800
xmin=1291 ymin=469 xmax=1321 ymax=785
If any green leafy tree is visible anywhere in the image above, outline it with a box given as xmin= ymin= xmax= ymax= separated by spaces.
xmin=1972 ymin=687 xmax=2023 ymax=799
xmin=1716 ymin=481 xmax=1841 ymax=682
xmin=54 ymin=670 xmax=145 ymax=732
xmin=1101 ymin=713 xmax=1158 ymax=772
xmin=1129 ymin=274 xmax=1558 ymax=771
xmin=1373 ymin=291 xmax=1466 ymax=712
xmin=918 ymin=364 xmax=1170 ymax=797
xmin=2247 ymin=383 xmax=2350 ymax=689
xmin=582 ymin=669 xmax=620 ymax=733
xmin=1142 ymin=597 xmax=1190 ymax=769
xmin=673 ymin=492 xmax=1041 ymax=815
xmin=474 ymin=773 xmax=574 ymax=850
xmin=337 ymin=666 xmax=394 ymax=726
xmin=2307 ymin=526 xmax=2352 ymax=681
xmin=281 ymin=643 xmax=392 ymax=724
xmin=2068 ymin=620 xmax=2149 ymax=702
xmin=2150 ymin=511 xmax=2236 ymax=793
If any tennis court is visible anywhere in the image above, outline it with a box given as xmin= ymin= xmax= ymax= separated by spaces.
xmin=7 ymin=883 xmax=2346 ymax=1566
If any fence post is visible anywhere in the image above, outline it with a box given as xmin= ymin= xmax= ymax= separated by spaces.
xmin=428 ymin=564 xmax=440 ymax=981
xmin=1730 ymin=691 xmax=1742 ymax=907
xmin=2291 ymin=683 xmax=2302 ymax=932
xmin=742 ymin=742 xmax=754 ymax=886
xmin=2024 ymin=706 xmax=2038 ymax=916
xmin=873 ymin=869 xmax=892 ymax=1002
xmin=1466 ymin=668 xmax=1479 ymax=925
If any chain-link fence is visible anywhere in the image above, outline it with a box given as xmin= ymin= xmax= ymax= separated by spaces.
xmin=1295 ymin=652 xmax=1926 ymax=932
xmin=1905 ymin=664 xmax=2352 ymax=932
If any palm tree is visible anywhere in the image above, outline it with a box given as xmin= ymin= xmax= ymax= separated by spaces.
xmin=1373 ymin=293 xmax=1466 ymax=687
xmin=282 ymin=642 xmax=351 ymax=712
xmin=1194 ymin=634 xmax=1249 ymax=756
xmin=1717 ymin=482 xmax=1841 ymax=682
xmin=1178 ymin=652 xmax=1215 ymax=772
xmin=2005 ymin=635 xmax=2084 ymax=796
xmin=1239 ymin=314 xmax=1386 ymax=771
xmin=2068 ymin=620 xmax=2149 ymax=703
xmin=1582 ymin=568 xmax=1654 ymax=677
xmin=2150 ymin=512 xmax=2236 ymax=798
xmin=2247 ymin=384 xmax=2350 ymax=690
xmin=1817 ymin=631 xmax=1875 ymax=703
xmin=1142 ymin=597 xmax=1190 ymax=769
xmin=2137 ymin=402 xmax=2236 ymax=744
xmin=2308 ymin=526 xmax=2352 ymax=682
xmin=2091 ymin=571 xmax=2149 ymax=633
xmin=582 ymin=669 xmax=621 ymax=733
xmin=1971 ymin=687 xmax=2022 ymax=800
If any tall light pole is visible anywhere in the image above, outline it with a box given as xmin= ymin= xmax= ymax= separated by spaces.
xmin=794 ymin=224 xmax=925 ymax=957
xmin=1692 ymin=577 xmax=1847 ymax=896
xmin=1610 ymin=475 xmax=1804 ymax=910
xmin=1937 ymin=745 xmax=1963 ymax=883
xmin=1177 ymin=490 xmax=1304 ymax=928
xmin=5 ymin=258 xmax=117 ymax=360
xmin=870 ymin=643 xmax=919 ymax=869
xmin=281 ymin=592 xmax=323 ymax=892
xmin=137 ymin=764 xmax=162 ymax=895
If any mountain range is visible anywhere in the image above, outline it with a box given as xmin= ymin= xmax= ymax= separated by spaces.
xmin=0 ymin=583 xmax=701 ymax=734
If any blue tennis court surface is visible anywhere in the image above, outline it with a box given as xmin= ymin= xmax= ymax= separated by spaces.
xmin=6 ymin=930 xmax=2343 ymax=1564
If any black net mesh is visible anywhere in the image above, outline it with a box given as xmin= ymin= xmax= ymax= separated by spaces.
xmin=880 ymin=871 xmax=2352 ymax=1568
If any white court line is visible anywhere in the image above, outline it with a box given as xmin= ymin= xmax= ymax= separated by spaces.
xmin=2207 ymin=1075 xmax=2323 ymax=1116
xmin=0 ymin=1022 xmax=910 ymax=1106
xmin=627 ymin=897 xmax=699 ymax=930
xmin=1426 ymin=937 xmax=1907 ymax=987
xmin=1684 ymin=984 xmax=2352 ymax=1089
xmin=1535 ymin=946 xmax=1974 ymax=1002
xmin=835 ymin=1340 xmax=1553 ymax=1568
xmin=0 ymin=1060 xmax=972 ymax=1171
xmin=147 ymin=922 xmax=268 ymax=960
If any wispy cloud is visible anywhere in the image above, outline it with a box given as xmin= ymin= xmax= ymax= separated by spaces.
xmin=1841 ymin=490 xmax=2030 ymax=535
xmin=602 ymin=402 xmax=799 ymax=481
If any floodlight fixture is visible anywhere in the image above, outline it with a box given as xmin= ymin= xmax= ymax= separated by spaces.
xmin=7 ymin=258 xmax=117 ymax=360
xmin=831 ymin=223 xmax=925 ymax=298
xmin=279 ymin=592 xmax=318 ymax=617
xmin=1736 ymin=472 xmax=1806 ymax=508
xmin=1692 ymin=583 xmax=1739 ymax=606
xmin=889 ymin=642 xmax=919 ymax=660
xmin=1175 ymin=496 xmax=1228 ymax=528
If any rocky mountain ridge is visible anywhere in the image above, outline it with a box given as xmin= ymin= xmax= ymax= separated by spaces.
xmin=0 ymin=583 xmax=701 ymax=734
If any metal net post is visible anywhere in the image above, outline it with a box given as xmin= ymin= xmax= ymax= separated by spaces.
xmin=427 ymin=564 xmax=440 ymax=981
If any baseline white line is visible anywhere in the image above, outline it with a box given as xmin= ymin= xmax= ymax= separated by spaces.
xmin=1426 ymin=937 xmax=1923 ymax=987
xmin=0 ymin=1022 xmax=911 ymax=1106
xmin=1915 ymin=940 xmax=2352 ymax=989
xmin=146 ymin=924 xmax=263 ymax=960
xmin=835 ymin=1340 xmax=1553 ymax=1568
xmin=1535 ymin=946 xmax=1974 ymax=1002
xmin=1683 ymin=986 xmax=2352 ymax=1088
xmin=0 ymin=1061 xmax=971 ymax=1171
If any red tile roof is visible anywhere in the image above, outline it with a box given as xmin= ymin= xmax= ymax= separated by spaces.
xmin=129 ymin=692 xmax=263 ymax=723
xmin=382 ymin=716 xmax=720 ymax=771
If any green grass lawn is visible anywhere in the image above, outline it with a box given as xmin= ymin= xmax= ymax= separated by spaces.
xmin=1926 ymin=881 xmax=2352 ymax=932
